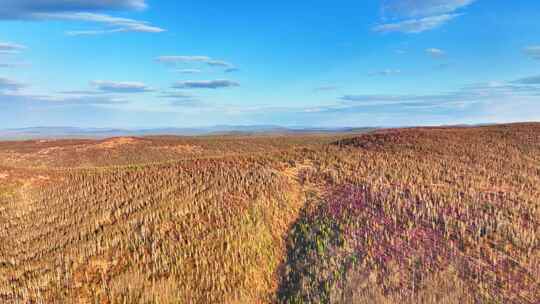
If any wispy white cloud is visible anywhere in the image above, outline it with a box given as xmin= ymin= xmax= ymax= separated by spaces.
xmin=0 ymin=0 xmax=147 ymax=17
xmin=206 ymin=59 xmax=234 ymax=68
xmin=0 ymin=91 xmax=129 ymax=106
xmin=375 ymin=0 xmax=475 ymax=33
xmin=524 ymin=46 xmax=540 ymax=60
xmin=374 ymin=14 xmax=460 ymax=33
xmin=368 ymin=69 xmax=402 ymax=76
xmin=0 ymin=62 xmax=31 ymax=68
xmin=0 ymin=1 xmax=163 ymax=35
xmin=0 ymin=50 xmax=18 ymax=55
xmin=91 ymin=80 xmax=154 ymax=93
xmin=340 ymin=93 xmax=459 ymax=106
xmin=0 ymin=83 xmax=127 ymax=109
xmin=50 ymin=95 xmax=129 ymax=105
xmin=0 ymin=76 xmax=26 ymax=91
xmin=512 ymin=75 xmax=540 ymax=85
xmin=159 ymin=92 xmax=205 ymax=107
xmin=160 ymin=92 xmax=196 ymax=99
xmin=59 ymin=90 xmax=107 ymax=95
xmin=157 ymin=56 xmax=212 ymax=64
xmin=0 ymin=43 xmax=29 ymax=68
xmin=0 ymin=76 xmax=135 ymax=109
xmin=0 ymin=42 xmax=27 ymax=53
xmin=156 ymin=56 xmax=238 ymax=72
xmin=38 ymin=12 xmax=164 ymax=35
xmin=66 ymin=25 xmax=163 ymax=36
xmin=382 ymin=0 xmax=476 ymax=18
xmin=172 ymin=80 xmax=240 ymax=89
xmin=178 ymin=69 xmax=202 ymax=74
xmin=314 ymin=85 xmax=339 ymax=92
xmin=426 ymin=48 xmax=446 ymax=58
xmin=167 ymin=99 xmax=206 ymax=108
xmin=338 ymin=78 xmax=540 ymax=110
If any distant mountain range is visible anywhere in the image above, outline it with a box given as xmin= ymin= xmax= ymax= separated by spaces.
xmin=0 ymin=126 xmax=377 ymax=139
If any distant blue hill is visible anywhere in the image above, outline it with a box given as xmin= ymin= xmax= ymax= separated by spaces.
xmin=0 ymin=126 xmax=377 ymax=139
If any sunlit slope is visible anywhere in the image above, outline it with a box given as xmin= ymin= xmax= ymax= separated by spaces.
xmin=0 ymin=135 xmax=337 ymax=169
xmin=0 ymin=157 xmax=303 ymax=303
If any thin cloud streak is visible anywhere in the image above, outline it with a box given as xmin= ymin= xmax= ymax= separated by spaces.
xmin=156 ymin=56 xmax=238 ymax=71
xmin=524 ymin=46 xmax=540 ymax=60
xmin=512 ymin=75 xmax=540 ymax=85
xmin=172 ymin=80 xmax=240 ymax=89
xmin=0 ymin=42 xmax=27 ymax=52
xmin=0 ymin=1 xmax=164 ymax=35
xmin=0 ymin=62 xmax=31 ymax=68
xmin=376 ymin=0 xmax=475 ymax=33
xmin=91 ymin=80 xmax=154 ymax=93
xmin=337 ymin=79 xmax=540 ymax=110
xmin=426 ymin=48 xmax=446 ymax=58
xmin=314 ymin=86 xmax=339 ymax=92
xmin=0 ymin=77 xmax=26 ymax=91
xmin=0 ymin=0 xmax=147 ymax=17
xmin=374 ymin=14 xmax=460 ymax=33
xmin=0 ymin=91 xmax=128 ymax=106
xmin=38 ymin=12 xmax=165 ymax=35
xmin=368 ymin=69 xmax=402 ymax=76
xmin=160 ymin=92 xmax=196 ymax=99
xmin=382 ymin=0 xmax=476 ymax=18
xmin=178 ymin=69 xmax=202 ymax=74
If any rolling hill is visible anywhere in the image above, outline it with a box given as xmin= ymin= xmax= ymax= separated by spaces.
xmin=0 ymin=123 xmax=538 ymax=303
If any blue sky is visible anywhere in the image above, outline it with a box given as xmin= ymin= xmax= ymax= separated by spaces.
xmin=0 ymin=0 xmax=539 ymax=128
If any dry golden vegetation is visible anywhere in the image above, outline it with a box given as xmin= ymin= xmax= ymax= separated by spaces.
xmin=0 ymin=123 xmax=539 ymax=303
xmin=0 ymin=135 xmax=334 ymax=169
xmin=2 ymin=159 xmax=303 ymax=303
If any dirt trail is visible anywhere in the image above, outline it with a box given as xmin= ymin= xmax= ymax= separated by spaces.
xmin=281 ymin=160 xmax=322 ymax=197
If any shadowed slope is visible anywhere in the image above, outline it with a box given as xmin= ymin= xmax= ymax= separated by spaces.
xmin=280 ymin=123 xmax=540 ymax=303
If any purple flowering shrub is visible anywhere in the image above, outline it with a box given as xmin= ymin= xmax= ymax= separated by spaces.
xmin=279 ymin=184 xmax=537 ymax=303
